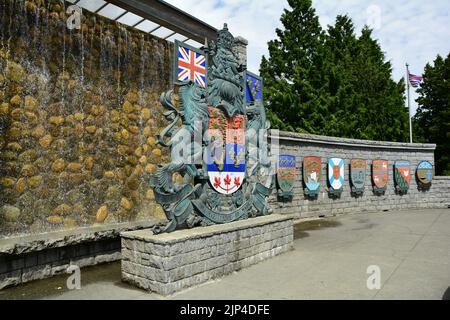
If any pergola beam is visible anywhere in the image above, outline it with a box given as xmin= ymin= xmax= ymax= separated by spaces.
xmin=106 ymin=0 xmax=218 ymax=43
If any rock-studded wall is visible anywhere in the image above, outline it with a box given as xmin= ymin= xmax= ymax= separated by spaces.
xmin=269 ymin=131 xmax=447 ymax=217
xmin=0 ymin=0 xmax=175 ymax=238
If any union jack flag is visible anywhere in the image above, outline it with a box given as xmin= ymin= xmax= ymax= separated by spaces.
xmin=409 ymin=73 xmax=423 ymax=88
xmin=177 ymin=44 xmax=206 ymax=88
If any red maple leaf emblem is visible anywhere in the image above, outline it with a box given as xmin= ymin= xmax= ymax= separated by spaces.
xmin=214 ymin=177 xmax=221 ymax=188
xmin=224 ymin=174 xmax=232 ymax=186
xmin=234 ymin=177 xmax=241 ymax=187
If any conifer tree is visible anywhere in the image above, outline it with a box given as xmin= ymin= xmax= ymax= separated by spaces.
xmin=261 ymin=1 xmax=409 ymax=142
xmin=413 ymin=53 xmax=450 ymax=175
xmin=260 ymin=0 xmax=325 ymax=133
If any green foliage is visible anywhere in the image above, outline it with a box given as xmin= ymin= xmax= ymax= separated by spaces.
xmin=413 ymin=53 xmax=450 ymax=175
xmin=260 ymin=0 xmax=409 ymax=142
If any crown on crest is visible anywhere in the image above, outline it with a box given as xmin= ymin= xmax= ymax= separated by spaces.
xmin=217 ymin=23 xmax=234 ymax=50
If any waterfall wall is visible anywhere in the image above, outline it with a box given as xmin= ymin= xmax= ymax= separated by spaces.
xmin=0 ymin=0 xmax=173 ymax=238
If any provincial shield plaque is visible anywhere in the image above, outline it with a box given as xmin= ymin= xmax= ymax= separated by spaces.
xmin=277 ymin=155 xmax=296 ymax=200
xmin=372 ymin=160 xmax=388 ymax=195
xmin=416 ymin=161 xmax=434 ymax=189
xmin=150 ymin=24 xmax=275 ymax=234
xmin=328 ymin=158 xmax=344 ymax=197
xmin=394 ymin=161 xmax=411 ymax=194
xmin=303 ymin=156 xmax=322 ymax=197
xmin=350 ymin=158 xmax=366 ymax=196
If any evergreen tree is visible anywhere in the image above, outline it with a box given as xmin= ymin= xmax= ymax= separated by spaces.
xmin=324 ymin=20 xmax=408 ymax=141
xmin=260 ymin=0 xmax=326 ymax=133
xmin=323 ymin=15 xmax=360 ymax=138
xmin=261 ymin=1 xmax=409 ymax=142
xmin=413 ymin=53 xmax=450 ymax=175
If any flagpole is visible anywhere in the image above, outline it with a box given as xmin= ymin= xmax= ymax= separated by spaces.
xmin=406 ymin=63 xmax=413 ymax=144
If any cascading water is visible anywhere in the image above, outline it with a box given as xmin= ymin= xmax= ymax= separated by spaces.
xmin=0 ymin=0 xmax=172 ymax=238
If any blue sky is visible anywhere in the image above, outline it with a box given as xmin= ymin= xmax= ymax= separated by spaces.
xmin=166 ymin=0 xmax=450 ymax=114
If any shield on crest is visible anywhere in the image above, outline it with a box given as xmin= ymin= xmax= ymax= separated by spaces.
xmin=303 ymin=156 xmax=322 ymax=197
xmin=277 ymin=155 xmax=296 ymax=200
xmin=416 ymin=161 xmax=433 ymax=188
xmin=350 ymin=158 xmax=366 ymax=195
xmin=207 ymin=107 xmax=246 ymax=195
xmin=328 ymin=158 xmax=344 ymax=196
xmin=372 ymin=160 xmax=388 ymax=194
xmin=394 ymin=161 xmax=411 ymax=193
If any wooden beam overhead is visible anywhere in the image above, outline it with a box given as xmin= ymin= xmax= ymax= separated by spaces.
xmin=106 ymin=0 xmax=218 ymax=43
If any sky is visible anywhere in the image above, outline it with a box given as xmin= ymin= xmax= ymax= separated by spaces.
xmin=165 ymin=0 xmax=450 ymax=114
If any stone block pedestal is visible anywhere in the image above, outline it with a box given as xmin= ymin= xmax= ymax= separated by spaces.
xmin=121 ymin=214 xmax=294 ymax=296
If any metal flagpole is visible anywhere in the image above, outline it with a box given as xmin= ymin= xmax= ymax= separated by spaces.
xmin=406 ymin=63 xmax=412 ymax=144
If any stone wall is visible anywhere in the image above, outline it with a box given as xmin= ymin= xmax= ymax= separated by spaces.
xmin=0 ymin=217 xmax=157 ymax=289
xmin=121 ymin=214 xmax=293 ymax=296
xmin=270 ymin=131 xmax=447 ymax=217
xmin=432 ymin=177 xmax=450 ymax=207
xmin=0 ymin=238 xmax=120 ymax=290
xmin=0 ymin=0 xmax=173 ymax=238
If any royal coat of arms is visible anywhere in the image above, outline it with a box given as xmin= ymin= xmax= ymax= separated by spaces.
xmin=350 ymin=158 xmax=366 ymax=196
xmin=150 ymin=24 xmax=274 ymax=234
xmin=277 ymin=155 xmax=296 ymax=200
xmin=303 ymin=156 xmax=322 ymax=197
xmin=328 ymin=158 xmax=344 ymax=197
xmin=416 ymin=161 xmax=434 ymax=189
xmin=372 ymin=160 xmax=388 ymax=195
xmin=394 ymin=161 xmax=411 ymax=194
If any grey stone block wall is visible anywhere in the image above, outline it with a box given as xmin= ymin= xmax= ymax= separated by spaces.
xmin=121 ymin=215 xmax=294 ymax=296
xmin=0 ymin=238 xmax=121 ymax=290
xmin=0 ymin=220 xmax=156 ymax=290
xmin=269 ymin=131 xmax=448 ymax=218
xmin=433 ymin=177 xmax=450 ymax=207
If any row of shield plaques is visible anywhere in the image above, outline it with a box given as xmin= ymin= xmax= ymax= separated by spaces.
xmin=276 ymin=156 xmax=434 ymax=200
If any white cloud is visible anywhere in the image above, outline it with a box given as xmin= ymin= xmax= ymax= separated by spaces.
xmin=165 ymin=0 xmax=287 ymax=74
xmin=166 ymin=0 xmax=450 ymax=114
xmin=313 ymin=0 xmax=450 ymax=114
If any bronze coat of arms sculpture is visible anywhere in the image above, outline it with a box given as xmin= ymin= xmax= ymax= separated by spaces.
xmin=150 ymin=25 xmax=274 ymax=234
